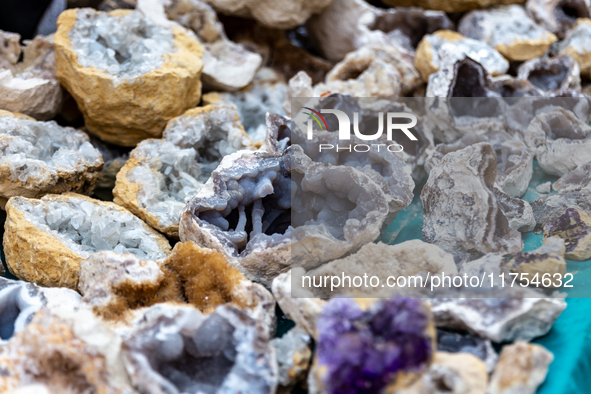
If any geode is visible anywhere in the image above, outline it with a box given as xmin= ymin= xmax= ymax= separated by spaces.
xmin=3 ymin=193 xmax=171 ymax=289
xmin=421 ymin=143 xmax=522 ymax=264
xmin=558 ymin=18 xmax=591 ymax=78
xmin=114 ymin=105 xmax=253 ymax=237
xmin=309 ymin=298 xmax=435 ymax=394
xmin=544 ymin=207 xmax=591 ymax=260
xmin=488 ymin=342 xmax=553 ymax=394
xmin=493 ymin=187 xmax=536 ymax=232
xmin=121 ymin=303 xmax=278 ymax=394
xmin=458 ymin=5 xmax=558 ymax=61
xmin=526 ymin=0 xmax=590 ymax=39
xmin=530 ymin=190 xmax=591 ymax=230
xmin=524 ymin=107 xmax=591 ymax=176
xmin=54 ymin=8 xmax=203 ymax=146
xmin=517 ymin=54 xmax=581 ymax=94
xmin=426 ymin=130 xmax=534 ymax=198
xmin=415 ymin=30 xmax=509 ymax=83
xmin=508 ymin=237 xmax=567 ymax=284
xmin=163 ymin=0 xmax=263 ymax=91
xmin=0 ymin=110 xmax=103 ymax=209
xmin=436 ymin=330 xmax=498 ymax=372
xmin=180 ymin=149 xmax=291 ymax=286
xmin=0 ymin=31 xmax=63 ymax=120
xmin=553 ymin=161 xmax=591 ymax=193
xmin=0 ymin=277 xmax=45 ymax=345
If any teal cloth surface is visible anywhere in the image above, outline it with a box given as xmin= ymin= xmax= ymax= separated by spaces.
xmin=381 ymin=162 xmax=591 ymax=393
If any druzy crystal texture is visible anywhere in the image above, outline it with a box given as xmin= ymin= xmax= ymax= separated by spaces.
xmin=3 ymin=193 xmax=170 ymax=289
xmin=0 ymin=110 xmax=103 ymax=209
xmin=55 ymin=8 xmax=204 ymax=146
xmin=311 ymin=298 xmax=434 ymax=394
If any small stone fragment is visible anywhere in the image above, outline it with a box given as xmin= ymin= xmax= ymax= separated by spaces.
xmin=3 ymin=193 xmax=171 ymax=289
xmin=381 ymin=0 xmax=527 ymax=13
xmin=55 ymin=9 xmax=204 ymax=146
xmin=553 ymin=161 xmax=591 ymax=193
xmin=0 ymin=309 xmax=134 ymax=393
xmin=458 ymin=5 xmax=558 ymax=61
xmin=524 ymin=108 xmax=591 ymax=176
xmin=543 ymin=207 xmax=591 ymax=260
xmin=394 ymin=352 xmax=488 ymax=394
xmin=530 ymin=190 xmax=591 ymax=230
xmin=0 ymin=31 xmax=62 ymax=120
xmin=307 ymin=0 xmax=452 ymax=62
xmin=121 ymin=303 xmax=278 ymax=394
xmin=422 ymin=143 xmax=522 ymax=263
xmin=436 ymin=330 xmax=498 ymax=373
xmin=526 ymin=0 xmax=590 ymax=39
xmin=488 ymin=342 xmax=553 ymax=394
xmin=114 ymin=105 xmax=252 ymax=237
xmin=271 ymin=326 xmax=312 ymax=390
xmin=0 ymin=110 xmax=103 ymax=209
xmin=517 ymin=54 xmax=581 ymax=94
xmin=415 ymin=30 xmax=509 ymax=83
xmin=508 ymin=237 xmax=567 ymax=283
xmin=494 ymin=188 xmax=536 ymax=232
xmin=536 ymin=181 xmax=552 ymax=194
xmin=309 ymin=298 xmax=435 ymax=394
xmin=558 ymin=18 xmax=591 ymax=78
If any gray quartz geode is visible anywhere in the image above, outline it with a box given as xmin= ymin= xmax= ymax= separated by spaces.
xmin=421 ymin=143 xmax=523 ymax=264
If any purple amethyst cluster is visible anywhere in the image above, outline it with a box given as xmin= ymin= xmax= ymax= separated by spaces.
xmin=316 ymin=298 xmax=433 ymax=394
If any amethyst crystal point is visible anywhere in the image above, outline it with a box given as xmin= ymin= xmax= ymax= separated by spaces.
xmin=314 ymin=298 xmax=434 ymax=394
xmin=544 ymin=207 xmax=591 ymax=260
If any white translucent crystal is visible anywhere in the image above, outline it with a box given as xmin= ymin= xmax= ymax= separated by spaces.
xmin=69 ymin=9 xmax=176 ymax=82
xmin=0 ymin=115 xmax=102 ymax=184
xmin=14 ymin=196 xmax=168 ymax=260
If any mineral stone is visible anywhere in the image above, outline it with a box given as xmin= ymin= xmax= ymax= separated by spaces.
xmin=0 ymin=110 xmax=103 ymax=209
xmin=494 ymin=188 xmax=536 ymax=232
xmin=381 ymin=0 xmax=527 ymax=13
xmin=530 ymin=190 xmax=591 ymax=230
xmin=204 ymin=0 xmax=332 ymax=29
xmin=180 ymin=149 xmax=291 ymax=286
xmin=271 ymin=326 xmax=312 ymax=390
xmin=55 ymin=8 xmax=203 ymax=146
xmin=558 ymin=18 xmax=591 ymax=78
xmin=536 ymin=181 xmax=552 ymax=194
xmin=553 ymin=161 xmax=591 ymax=193
xmin=508 ymin=237 xmax=567 ymax=283
xmin=121 ymin=303 xmax=278 ymax=394
xmin=488 ymin=342 xmax=553 ymax=394
xmin=284 ymin=71 xmax=315 ymax=117
xmin=426 ymin=130 xmax=534 ymax=198
xmin=490 ymin=74 xmax=544 ymax=98
xmin=415 ymin=30 xmax=509 ymax=83
xmin=0 ymin=277 xmax=45 ymax=345
xmin=526 ymin=0 xmax=590 ymax=38
xmin=302 ymin=240 xmax=457 ymax=297
xmin=0 ymin=31 xmax=63 ymax=120
xmin=0 ymin=309 xmax=134 ymax=393
xmin=113 ymin=105 xmax=252 ymax=237
xmin=428 ymin=290 xmax=566 ymax=342
xmin=307 ymin=0 xmax=452 ymax=62
xmin=3 ymin=193 xmax=171 ymax=289
xmin=421 ymin=143 xmax=522 ymax=264
xmin=436 ymin=330 xmax=498 ymax=372
xmin=543 ymin=207 xmax=591 ymax=260
xmin=264 ymin=113 xmax=293 ymax=154
xmin=458 ymin=5 xmax=558 ymax=61
xmin=517 ymin=54 xmax=581 ymax=94
xmin=394 ymin=352 xmax=488 ymax=394
xmin=309 ymin=298 xmax=435 ymax=394
xmin=524 ymin=108 xmax=591 ymax=176
xmin=163 ymin=0 xmax=262 ymax=91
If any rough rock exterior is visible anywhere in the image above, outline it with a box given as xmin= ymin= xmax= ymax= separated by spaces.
xmin=544 ymin=207 xmax=591 ymax=260
xmin=553 ymin=161 xmax=591 ymax=193
xmin=508 ymin=237 xmax=567 ymax=284
xmin=382 ymin=0 xmax=526 ymax=13
xmin=0 ymin=110 xmax=103 ymax=209
xmin=3 ymin=193 xmax=171 ymax=289
xmin=55 ymin=9 xmax=204 ymax=146
xmin=0 ymin=31 xmax=62 ymax=120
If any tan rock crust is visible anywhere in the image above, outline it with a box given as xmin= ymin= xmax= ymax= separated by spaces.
xmin=3 ymin=193 xmax=171 ymax=290
xmin=381 ymin=0 xmax=526 ymax=13
xmin=54 ymin=9 xmax=204 ymax=146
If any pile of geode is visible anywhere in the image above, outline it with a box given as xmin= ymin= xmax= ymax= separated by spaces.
xmin=1 ymin=0 xmax=591 ymax=392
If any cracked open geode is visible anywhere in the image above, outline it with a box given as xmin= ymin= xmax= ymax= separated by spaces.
xmin=517 ymin=54 xmax=581 ymax=94
xmin=55 ymin=8 xmax=203 ymax=146
xmin=180 ymin=149 xmax=290 ymax=286
xmin=3 ymin=193 xmax=171 ymax=290
xmin=114 ymin=105 xmax=253 ymax=237
xmin=0 ymin=110 xmax=103 ymax=209
xmin=121 ymin=303 xmax=278 ymax=394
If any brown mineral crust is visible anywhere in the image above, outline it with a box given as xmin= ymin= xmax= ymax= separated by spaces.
xmin=380 ymin=0 xmax=526 ymax=12
xmin=0 ymin=110 xmax=104 ymax=210
xmin=3 ymin=193 xmax=171 ymax=290
xmin=54 ymin=9 xmax=204 ymax=147
xmin=0 ymin=309 xmax=130 ymax=394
